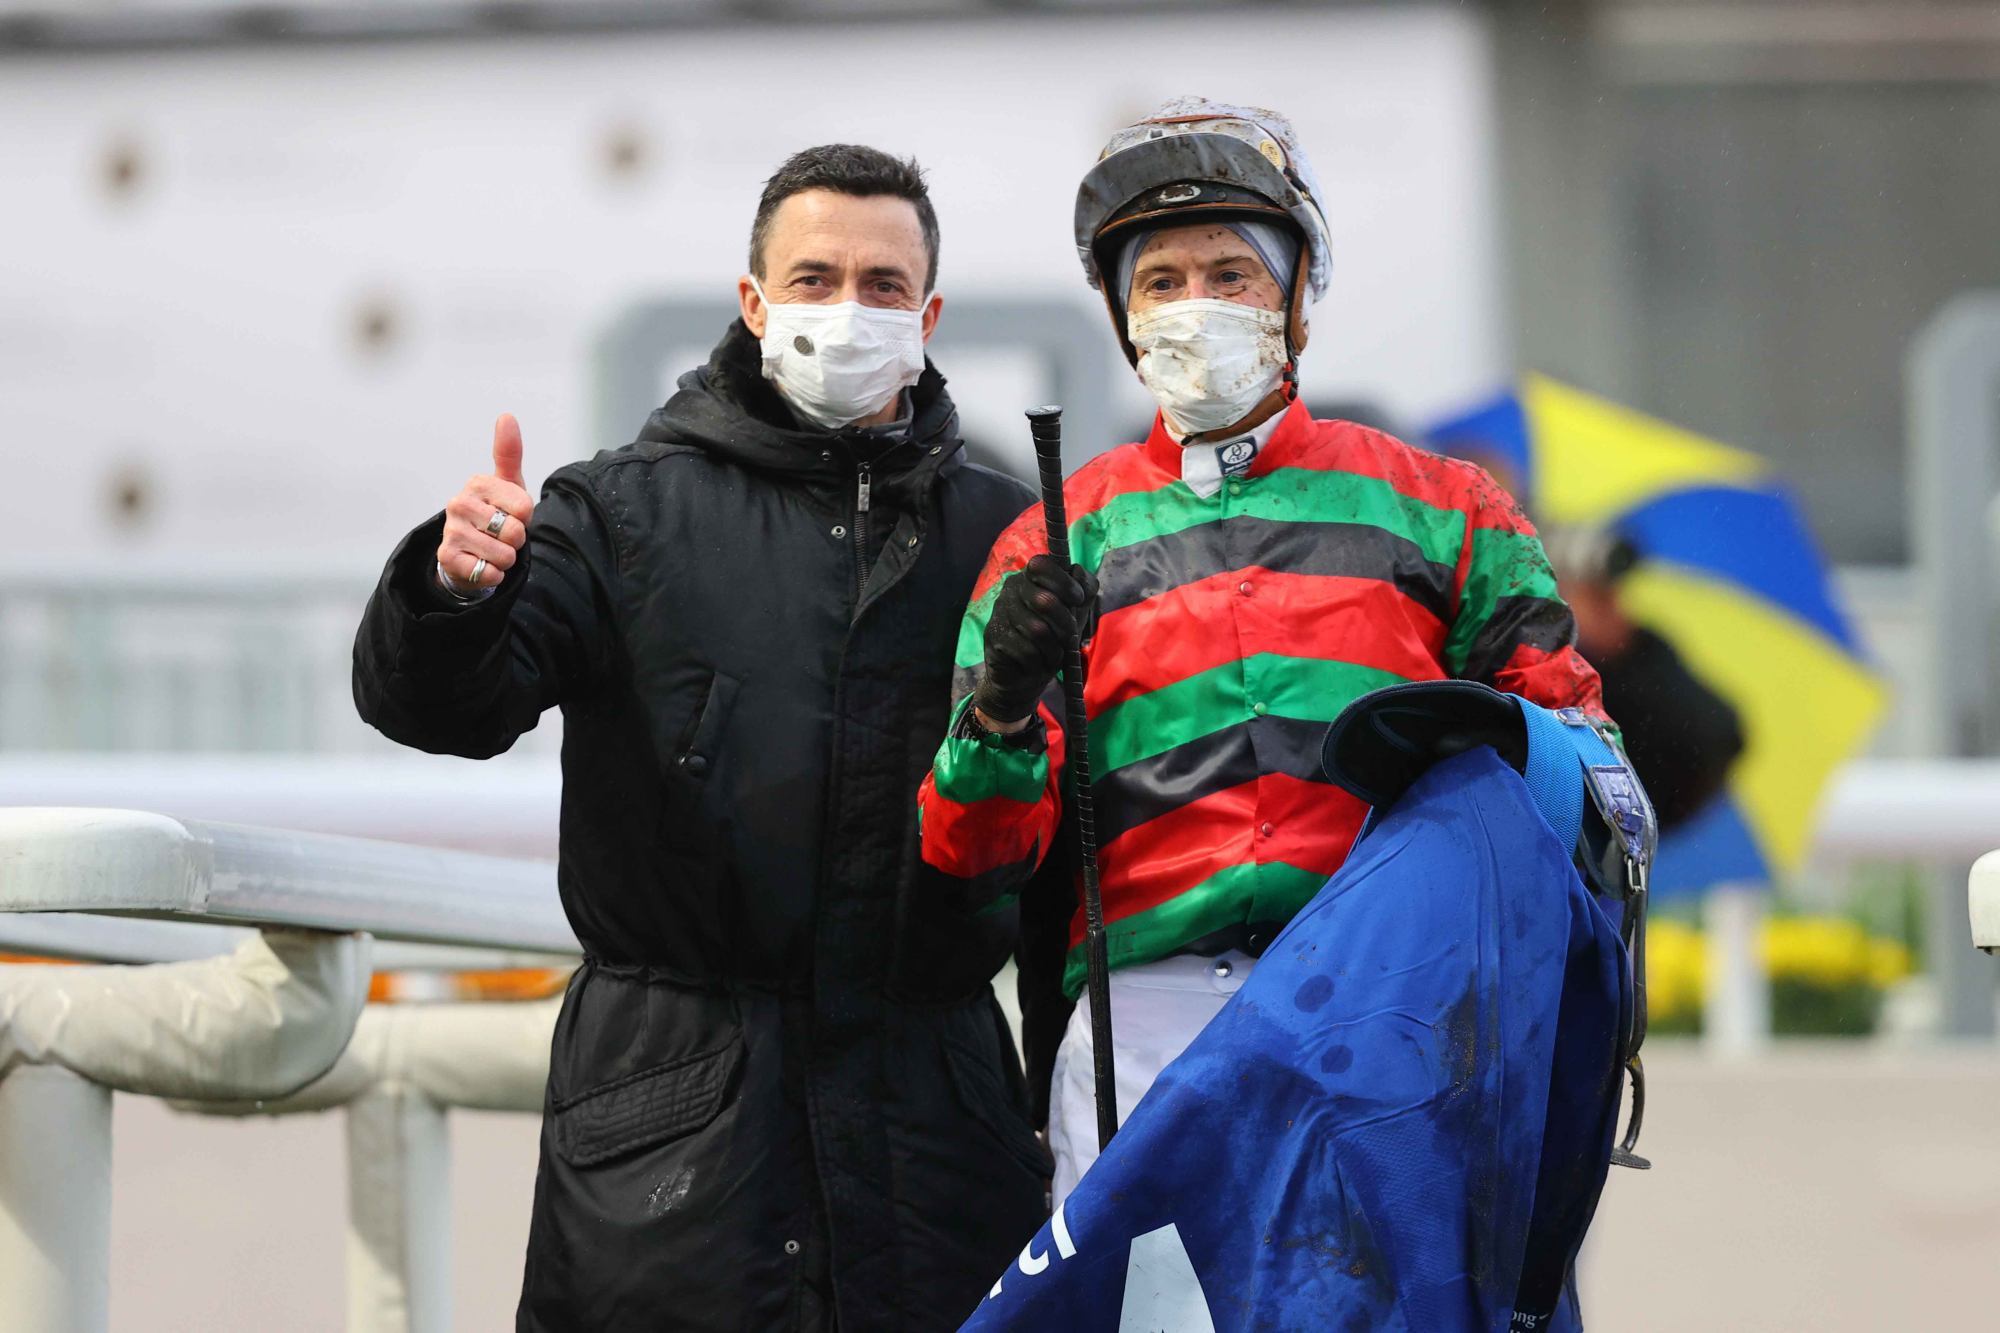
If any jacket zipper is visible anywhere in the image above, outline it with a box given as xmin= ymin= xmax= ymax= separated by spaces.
xmin=852 ymin=461 xmax=873 ymax=601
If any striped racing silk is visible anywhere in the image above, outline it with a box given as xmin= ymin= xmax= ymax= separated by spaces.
xmin=918 ymin=399 xmax=1611 ymax=996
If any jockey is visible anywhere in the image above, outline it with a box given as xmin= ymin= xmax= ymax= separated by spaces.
xmin=918 ymin=97 xmax=1614 ymax=1200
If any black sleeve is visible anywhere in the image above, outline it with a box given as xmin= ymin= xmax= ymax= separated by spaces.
xmin=1597 ymin=628 xmax=1745 ymax=831
xmin=1014 ymin=826 xmax=1078 ymax=1131
xmin=351 ymin=468 xmax=619 ymax=759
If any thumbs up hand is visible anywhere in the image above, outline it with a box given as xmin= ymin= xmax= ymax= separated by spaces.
xmin=436 ymin=414 xmax=537 ymax=597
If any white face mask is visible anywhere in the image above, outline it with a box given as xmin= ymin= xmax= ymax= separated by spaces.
xmin=752 ymin=277 xmax=928 ymax=431
xmin=1129 ymin=298 xmax=1288 ymax=438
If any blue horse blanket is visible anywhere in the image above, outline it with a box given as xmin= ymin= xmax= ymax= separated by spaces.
xmin=961 ymin=748 xmax=1629 ymax=1331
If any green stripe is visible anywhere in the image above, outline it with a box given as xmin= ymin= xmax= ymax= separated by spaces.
xmin=1444 ymin=528 xmax=1562 ymax=675
xmin=1092 ymin=654 xmax=1408 ymax=776
xmin=1073 ymin=467 xmax=1470 ymax=577
xmin=929 ymin=698 xmax=1049 ymax=805
xmin=1259 ymin=655 xmax=1413 ymax=723
xmin=954 ymin=572 xmax=1012 ymax=670
xmin=1060 ymin=859 xmax=1330 ymax=997
xmin=960 ymin=468 xmax=1466 ymax=670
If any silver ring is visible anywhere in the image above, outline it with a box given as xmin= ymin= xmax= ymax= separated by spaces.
xmin=485 ymin=507 xmax=510 ymax=537
xmin=469 ymin=558 xmax=488 ymax=587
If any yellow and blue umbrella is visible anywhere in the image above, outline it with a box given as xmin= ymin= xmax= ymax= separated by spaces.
xmin=1428 ymin=374 xmax=1888 ymax=893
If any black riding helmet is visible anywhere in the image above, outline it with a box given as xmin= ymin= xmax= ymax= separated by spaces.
xmin=1073 ymin=97 xmax=1335 ymax=370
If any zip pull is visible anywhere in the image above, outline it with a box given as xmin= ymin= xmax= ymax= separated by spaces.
xmin=856 ymin=463 xmax=872 ymax=514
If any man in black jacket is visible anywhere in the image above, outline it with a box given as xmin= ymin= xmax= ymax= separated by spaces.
xmin=353 ymin=145 xmax=1049 ymax=1331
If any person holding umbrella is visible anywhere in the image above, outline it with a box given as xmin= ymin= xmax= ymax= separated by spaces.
xmin=1542 ymin=525 xmax=1745 ymax=831
xmin=1426 ymin=373 xmax=1888 ymax=891
xmin=917 ymin=98 xmax=1615 ymax=1201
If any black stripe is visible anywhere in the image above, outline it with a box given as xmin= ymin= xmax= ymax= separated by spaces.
xmin=959 ymin=847 xmax=1042 ymax=913
xmin=1095 ymin=715 xmax=1331 ymax=849
xmin=1096 ymin=516 xmax=1456 ymax=624
xmin=1460 ymin=594 xmax=1578 ymax=682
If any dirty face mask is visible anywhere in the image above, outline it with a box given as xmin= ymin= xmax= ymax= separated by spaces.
xmin=1129 ymin=298 xmax=1287 ymax=438
xmin=752 ymin=277 xmax=928 ymax=431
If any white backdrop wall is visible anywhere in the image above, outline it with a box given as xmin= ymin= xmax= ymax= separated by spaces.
xmin=0 ymin=6 xmax=1506 ymax=564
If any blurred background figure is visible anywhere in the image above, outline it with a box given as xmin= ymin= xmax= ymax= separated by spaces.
xmin=1427 ymin=376 xmax=1887 ymax=895
xmin=1542 ymin=523 xmax=1745 ymax=832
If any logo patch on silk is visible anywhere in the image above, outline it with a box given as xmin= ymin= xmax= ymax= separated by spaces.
xmin=1217 ymin=438 xmax=1257 ymax=477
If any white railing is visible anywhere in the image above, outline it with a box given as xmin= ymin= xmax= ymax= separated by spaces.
xmin=0 ymin=559 xmax=375 ymax=753
xmin=0 ymin=559 xmax=559 ymax=756
xmin=3 ymin=751 xmax=1994 ymax=858
xmin=0 ymin=752 xmax=562 ymax=858
xmin=1973 ymin=852 xmax=2000 ymax=954
xmin=0 ymin=759 xmax=1994 ymax=1329
xmin=2 ymin=754 xmax=1996 ymax=1050
xmin=0 ymin=808 xmax=578 ymax=1333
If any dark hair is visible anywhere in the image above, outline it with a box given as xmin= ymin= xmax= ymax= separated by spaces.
xmin=749 ymin=144 xmax=940 ymax=292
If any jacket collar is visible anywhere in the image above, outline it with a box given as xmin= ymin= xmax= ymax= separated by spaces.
xmin=1142 ymin=396 xmax=1316 ymax=488
xmin=644 ymin=320 xmax=963 ymax=496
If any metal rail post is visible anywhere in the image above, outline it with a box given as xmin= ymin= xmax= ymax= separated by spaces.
xmin=180 ymin=995 xmax=561 ymax=1332
xmin=1906 ymin=292 xmax=2000 ymax=1036
xmin=0 ymin=1065 xmax=112 ymax=1332
xmin=0 ymin=809 xmax=575 ymax=1330
xmin=1704 ymin=883 xmax=1770 ymax=1053
xmin=347 ymin=1088 xmax=453 ymax=1333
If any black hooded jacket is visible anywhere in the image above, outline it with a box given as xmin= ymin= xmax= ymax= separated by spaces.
xmin=353 ymin=321 xmax=1048 ymax=1331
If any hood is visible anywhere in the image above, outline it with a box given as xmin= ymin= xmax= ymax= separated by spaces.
xmin=637 ymin=319 xmax=965 ymax=484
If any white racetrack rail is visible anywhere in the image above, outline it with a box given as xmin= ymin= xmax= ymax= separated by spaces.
xmin=1971 ymin=851 xmax=2000 ymax=954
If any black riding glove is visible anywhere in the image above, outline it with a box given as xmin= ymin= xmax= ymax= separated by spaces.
xmin=970 ymin=555 xmax=1098 ymax=725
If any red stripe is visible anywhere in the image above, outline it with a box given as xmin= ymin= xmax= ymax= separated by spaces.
xmin=1090 ymin=782 xmax=1260 ymax=931
xmin=1067 ymin=775 xmax=1369 ymax=949
xmin=1255 ymin=773 xmax=1367 ymax=875
xmin=966 ymin=445 xmax=1181 ymax=604
xmin=1085 ymin=569 xmax=1447 ymax=715
xmin=918 ymin=779 xmax=1050 ymax=877
xmin=917 ymin=709 xmax=1067 ymax=877
xmin=1466 ymin=481 xmax=1537 ymax=534
xmin=1066 ymin=441 xmax=1177 ymax=529
xmin=1290 ymin=424 xmax=1481 ymax=512
xmin=1270 ymin=418 xmax=1536 ymax=536
xmin=966 ymin=508 xmax=1049 ymax=606
xmin=969 ymin=419 xmax=1531 ymax=608
xmin=1493 ymin=641 xmax=1612 ymax=724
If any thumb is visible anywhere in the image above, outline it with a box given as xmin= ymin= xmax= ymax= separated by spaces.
xmin=491 ymin=413 xmax=525 ymax=486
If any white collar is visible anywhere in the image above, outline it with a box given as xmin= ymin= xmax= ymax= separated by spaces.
xmin=1173 ymin=412 xmax=1285 ymax=499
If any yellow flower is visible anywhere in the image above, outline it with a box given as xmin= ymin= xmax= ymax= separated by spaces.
xmin=1866 ymin=938 xmax=1913 ymax=988
xmin=1638 ymin=914 xmax=1910 ymax=1022
xmin=1759 ymin=916 xmax=1874 ymax=989
xmin=1645 ymin=919 xmax=1707 ymax=1021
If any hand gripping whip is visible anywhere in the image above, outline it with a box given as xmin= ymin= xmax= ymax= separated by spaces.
xmin=1026 ymin=405 xmax=1118 ymax=1151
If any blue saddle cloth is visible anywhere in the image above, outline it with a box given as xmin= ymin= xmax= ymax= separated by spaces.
xmin=961 ymin=748 xmax=1628 ymax=1332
